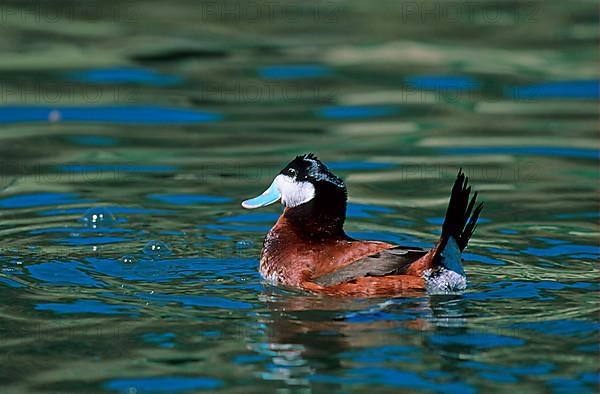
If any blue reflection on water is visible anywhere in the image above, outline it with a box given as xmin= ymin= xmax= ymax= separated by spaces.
xmin=555 ymin=212 xmax=599 ymax=219
xmin=511 ymin=320 xmax=600 ymax=336
xmin=462 ymin=361 xmax=554 ymax=376
xmin=30 ymin=227 xmax=134 ymax=235
xmin=311 ymin=367 xmax=476 ymax=393
xmin=139 ymin=292 xmax=253 ymax=309
xmin=318 ymin=105 xmax=399 ymax=119
xmin=86 ymin=257 xmax=256 ymax=282
xmin=441 ymin=146 xmax=599 ymax=159
xmin=66 ymin=135 xmax=118 ymax=146
xmin=511 ymin=80 xmax=599 ymax=99
xmin=347 ymin=203 xmax=394 ymax=218
xmin=259 ymin=64 xmax=331 ymax=79
xmin=27 ymin=261 xmax=106 ymax=287
xmin=200 ymin=223 xmax=272 ymax=232
xmin=54 ymin=236 xmax=132 ymax=246
xmin=142 ymin=332 xmax=176 ymax=348
xmin=39 ymin=206 xmax=171 ymax=217
xmin=0 ymin=277 xmax=26 ymax=288
xmin=347 ymin=231 xmax=425 ymax=247
xmin=328 ymin=161 xmax=395 ymax=171
xmin=430 ymin=332 xmax=524 ymax=348
xmin=462 ymin=253 xmax=507 ymax=265
xmin=58 ymin=164 xmax=177 ymax=173
xmin=36 ymin=299 xmax=137 ymax=315
xmin=149 ymin=194 xmax=232 ymax=205
xmin=218 ymin=212 xmax=279 ymax=223
xmin=0 ymin=106 xmax=222 ymax=124
xmin=427 ymin=217 xmax=491 ymax=225
xmin=466 ymin=281 xmax=598 ymax=301
xmin=523 ymin=244 xmax=599 ymax=259
xmin=406 ymin=75 xmax=477 ymax=90
xmin=547 ymin=373 xmax=599 ymax=394
xmin=105 ymin=376 xmax=223 ymax=393
xmin=67 ymin=67 xmax=182 ymax=86
xmin=339 ymin=345 xmax=417 ymax=363
xmin=0 ymin=193 xmax=92 ymax=208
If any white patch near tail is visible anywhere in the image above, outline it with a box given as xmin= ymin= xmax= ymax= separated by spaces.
xmin=424 ymin=237 xmax=467 ymax=294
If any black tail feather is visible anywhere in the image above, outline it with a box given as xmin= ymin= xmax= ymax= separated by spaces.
xmin=441 ymin=169 xmax=483 ymax=251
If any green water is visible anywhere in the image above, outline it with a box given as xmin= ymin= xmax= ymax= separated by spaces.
xmin=0 ymin=1 xmax=598 ymax=393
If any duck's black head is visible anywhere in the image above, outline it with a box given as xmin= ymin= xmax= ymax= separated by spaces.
xmin=242 ymin=153 xmax=348 ymax=235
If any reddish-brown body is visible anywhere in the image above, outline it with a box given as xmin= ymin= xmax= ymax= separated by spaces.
xmin=260 ymin=209 xmax=438 ymax=297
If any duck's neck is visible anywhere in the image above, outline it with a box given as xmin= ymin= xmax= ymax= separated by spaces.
xmin=281 ymin=187 xmax=348 ymax=240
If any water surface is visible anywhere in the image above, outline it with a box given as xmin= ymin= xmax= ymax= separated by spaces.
xmin=0 ymin=1 xmax=598 ymax=393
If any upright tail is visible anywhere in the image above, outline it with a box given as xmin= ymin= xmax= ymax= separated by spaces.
xmin=440 ymin=169 xmax=483 ymax=251
xmin=426 ymin=169 xmax=483 ymax=293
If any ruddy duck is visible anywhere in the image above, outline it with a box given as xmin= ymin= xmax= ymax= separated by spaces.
xmin=242 ymin=154 xmax=482 ymax=296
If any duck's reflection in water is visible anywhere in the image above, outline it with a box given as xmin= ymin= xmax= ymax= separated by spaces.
xmin=251 ymin=289 xmax=469 ymax=389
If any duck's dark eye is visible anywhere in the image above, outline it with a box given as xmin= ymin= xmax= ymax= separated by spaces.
xmin=287 ymin=168 xmax=296 ymax=177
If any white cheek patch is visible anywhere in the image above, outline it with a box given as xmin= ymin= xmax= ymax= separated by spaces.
xmin=275 ymin=175 xmax=315 ymax=208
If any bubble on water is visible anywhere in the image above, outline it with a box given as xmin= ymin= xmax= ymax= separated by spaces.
xmin=121 ymin=255 xmax=137 ymax=264
xmin=143 ymin=240 xmax=172 ymax=257
xmin=81 ymin=207 xmax=116 ymax=228
xmin=48 ymin=109 xmax=61 ymax=123
xmin=236 ymin=240 xmax=253 ymax=249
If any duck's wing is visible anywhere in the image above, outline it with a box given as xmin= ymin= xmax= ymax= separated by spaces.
xmin=312 ymin=247 xmax=428 ymax=287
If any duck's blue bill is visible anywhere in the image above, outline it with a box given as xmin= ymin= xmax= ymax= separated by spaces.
xmin=241 ymin=179 xmax=281 ymax=209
